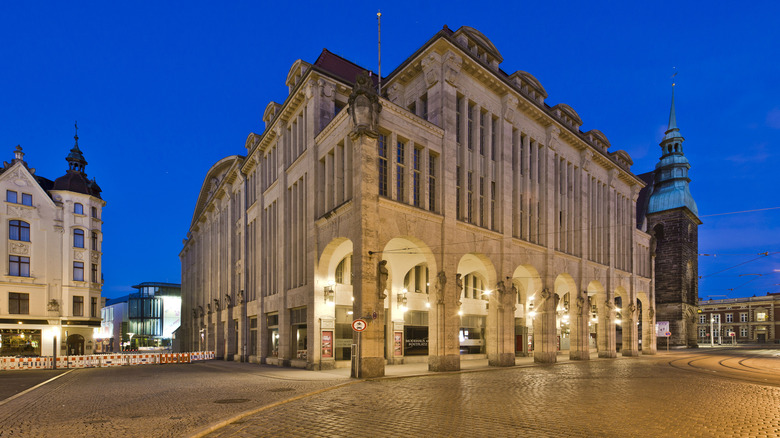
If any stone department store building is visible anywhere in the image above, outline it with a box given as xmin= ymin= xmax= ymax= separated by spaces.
xmin=180 ymin=26 xmax=695 ymax=376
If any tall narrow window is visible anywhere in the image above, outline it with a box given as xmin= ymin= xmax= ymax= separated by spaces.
xmin=378 ymin=134 xmax=388 ymax=197
xmin=91 ymin=232 xmax=98 ymax=251
xmin=491 ymin=117 xmax=498 ymax=161
xmin=456 ymin=95 xmax=463 ymax=144
xmin=91 ymin=206 xmax=98 ymax=218
xmin=479 ymin=111 xmax=486 ymax=155
xmin=467 ymin=171 xmax=473 ymax=223
xmin=491 ymin=181 xmax=496 ymax=230
xmin=21 ymin=193 xmax=32 ymax=206
xmin=467 ymin=102 xmax=475 ymax=150
xmin=9 ymin=220 xmax=30 ymax=242
xmin=412 ymin=147 xmax=422 ymax=207
xmin=396 ymin=141 xmax=406 ymax=201
xmin=428 ymin=153 xmax=436 ymax=212
xmin=73 ymin=262 xmax=84 ymax=281
xmin=74 ymin=203 xmax=84 ymax=215
xmin=9 ymin=256 xmax=30 ymax=277
xmin=91 ymin=297 xmax=98 ymax=317
xmin=456 ymin=166 xmax=462 ymax=219
xmin=9 ymin=293 xmax=29 ymax=314
xmin=420 ymin=93 xmax=428 ymax=120
xmin=73 ymin=295 xmax=84 ymax=316
xmin=91 ymin=263 xmax=98 ymax=283
xmin=479 ymin=177 xmax=485 ymax=226
xmin=74 ymin=229 xmax=85 ymax=248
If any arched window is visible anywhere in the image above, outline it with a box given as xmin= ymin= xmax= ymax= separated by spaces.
xmin=91 ymin=231 xmax=99 ymax=251
xmin=74 ymin=203 xmax=84 ymax=215
xmin=9 ymin=220 xmax=30 ymax=241
xmin=335 ymin=255 xmax=352 ymax=285
xmin=74 ymin=229 xmax=85 ymax=248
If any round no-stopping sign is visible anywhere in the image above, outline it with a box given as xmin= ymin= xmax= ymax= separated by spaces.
xmin=352 ymin=319 xmax=368 ymax=332
xmin=664 ymin=331 xmax=671 ymax=337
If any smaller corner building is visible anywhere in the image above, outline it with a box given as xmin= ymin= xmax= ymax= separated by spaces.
xmin=0 ymin=128 xmax=105 ymax=357
xmin=697 ymin=293 xmax=780 ymax=344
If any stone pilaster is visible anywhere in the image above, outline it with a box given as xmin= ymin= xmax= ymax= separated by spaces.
xmin=569 ymin=290 xmax=590 ymax=360
xmin=621 ymin=301 xmax=640 ymax=356
xmin=597 ymin=297 xmax=617 ymax=358
xmin=487 ymin=280 xmax=516 ymax=367
xmin=533 ymin=288 xmax=559 ymax=364
xmin=643 ymin=304 xmax=657 ymax=355
xmin=428 ymin=269 xmax=461 ymax=371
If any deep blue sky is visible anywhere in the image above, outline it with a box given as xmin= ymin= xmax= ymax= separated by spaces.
xmin=2 ymin=2 xmax=778 ymax=299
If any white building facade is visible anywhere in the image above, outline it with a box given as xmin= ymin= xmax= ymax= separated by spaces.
xmin=181 ymin=26 xmax=655 ymax=376
xmin=0 ymin=135 xmax=105 ymax=358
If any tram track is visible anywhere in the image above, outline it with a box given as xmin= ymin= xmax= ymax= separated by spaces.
xmin=666 ymin=349 xmax=780 ymax=387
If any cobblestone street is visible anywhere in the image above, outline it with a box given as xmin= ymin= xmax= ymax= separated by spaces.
xmin=1 ymin=348 xmax=779 ymax=437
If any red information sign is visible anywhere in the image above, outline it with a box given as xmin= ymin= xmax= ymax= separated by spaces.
xmin=393 ymin=331 xmax=403 ymax=356
xmin=321 ymin=331 xmax=333 ymax=358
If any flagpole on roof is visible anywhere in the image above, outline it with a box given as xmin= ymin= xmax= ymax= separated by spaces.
xmin=377 ymin=10 xmax=382 ymax=94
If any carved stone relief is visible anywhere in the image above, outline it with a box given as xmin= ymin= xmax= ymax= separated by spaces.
xmin=9 ymin=242 xmax=29 ymax=255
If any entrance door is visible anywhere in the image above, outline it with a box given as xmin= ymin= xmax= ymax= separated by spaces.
xmin=66 ymin=334 xmax=85 ymax=356
xmin=757 ymin=333 xmax=766 ymax=343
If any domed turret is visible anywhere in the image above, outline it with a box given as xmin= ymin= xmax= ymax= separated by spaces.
xmin=52 ymin=122 xmax=102 ymax=199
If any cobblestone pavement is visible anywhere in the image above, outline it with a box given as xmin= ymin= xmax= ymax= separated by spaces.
xmin=205 ymin=349 xmax=780 ymax=438
xmin=2 ymin=349 xmax=779 ymax=437
xmin=0 ymin=361 xmax=350 ymax=438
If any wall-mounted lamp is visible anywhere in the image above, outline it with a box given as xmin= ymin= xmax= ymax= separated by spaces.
xmin=397 ymin=291 xmax=408 ymax=306
xmin=324 ymin=284 xmax=335 ymax=305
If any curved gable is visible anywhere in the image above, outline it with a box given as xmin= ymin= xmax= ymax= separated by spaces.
xmin=454 ymin=26 xmax=503 ymax=63
xmin=190 ymin=155 xmax=244 ymax=228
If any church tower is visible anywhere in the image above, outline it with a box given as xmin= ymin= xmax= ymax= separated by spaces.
xmin=645 ymin=86 xmax=701 ymax=348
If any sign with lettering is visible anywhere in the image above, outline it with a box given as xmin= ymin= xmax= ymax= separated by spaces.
xmin=321 ymin=331 xmax=333 ymax=358
xmin=656 ymin=321 xmax=670 ymax=337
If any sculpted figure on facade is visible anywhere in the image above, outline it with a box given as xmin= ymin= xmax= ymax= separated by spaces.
xmin=237 ymin=289 xmax=244 ymax=304
xmin=198 ymin=305 xmax=204 ymax=317
xmin=627 ymin=302 xmax=637 ymax=318
xmin=207 ymin=303 xmax=212 ymax=314
xmin=576 ymin=291 xmax=586 ymax=314
xmin=213 ymin=298 xmax=220 ymax=312
xmin=225 ymin=294 xmax=232 ymax=308
xmin=377 ymin=260 xmax=388 ymax=300
xmin=47 ymin=299 xmax=60 ymax=312
xmin=435 ymin=270 xmax=446 ymax=304
xmin=348 ymin=71 xmax=382 ymax=136
xmin=648 ymin=306 xmax=655 ymax=319
xmin=495 ymin=280 xmax=506 ymax=311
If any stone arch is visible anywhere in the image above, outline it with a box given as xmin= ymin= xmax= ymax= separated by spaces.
xmin=637 ymin=290 xmax=655 ymax=354
xmin=456 ymin=253 xmax=497 ymax=355
xmin=511 ymin=264 xmax=542 ymax=356
xmin=380 ymin=237 xmax=438 ymax=362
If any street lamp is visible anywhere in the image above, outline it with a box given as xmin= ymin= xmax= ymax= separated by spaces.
xmin=127 ymin=332 xmax=135 ymax=351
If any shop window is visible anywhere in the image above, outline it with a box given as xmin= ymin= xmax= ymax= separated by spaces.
xmin=290 ymin=307 xmax=307 ymax=360
xmin=249 ymin=317 xmax=258 ymax=356
xmin=267 ymin=313 xmax=279 ymax=357
xmin=9 ymin=292 xmax=29 ymax=314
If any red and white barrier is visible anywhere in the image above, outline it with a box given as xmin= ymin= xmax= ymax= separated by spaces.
xmin=0 ymin=350 xmax=214 ymax=370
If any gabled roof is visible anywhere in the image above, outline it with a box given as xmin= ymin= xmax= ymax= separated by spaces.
xmin=313 ymin=49 xmax=378 ymax=87
xmin=190 ymin=155 xmax=244 ymax=228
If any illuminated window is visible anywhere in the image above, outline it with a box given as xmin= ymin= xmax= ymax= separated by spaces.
xmin=756 ymin=312 xmax=767 ymax=322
